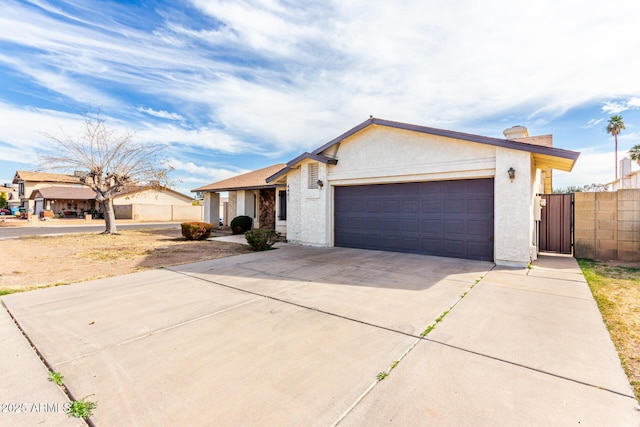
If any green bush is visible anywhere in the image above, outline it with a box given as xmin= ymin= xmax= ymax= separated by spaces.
xmin=230 ymin=215 xmax=253 ymax=235
xmin=245 ymin=229 xmax=281 ymax=251
xmin=181 ymin=222 xmax=213 ymax=240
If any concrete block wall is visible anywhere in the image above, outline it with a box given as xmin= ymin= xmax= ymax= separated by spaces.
xmin=574 ymin=190 xmax=640 ymax=261
xmin=617 ymin=190 xmax=640 ymax=262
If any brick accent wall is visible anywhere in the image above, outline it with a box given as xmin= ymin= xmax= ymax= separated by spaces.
xmin=574 ymin=190 xmax=640 ymax=261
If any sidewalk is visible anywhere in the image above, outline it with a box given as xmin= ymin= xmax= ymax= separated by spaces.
xmin=0 ymin=304 xmax=84 ymax=426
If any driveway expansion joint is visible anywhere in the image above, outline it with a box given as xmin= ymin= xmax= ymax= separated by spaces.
xmin=423 ymin=337 xmax=637 ymax=400
xmin=168 ymin=268 xmax=424 ymax=340
xmin=54 ymin=296 xmax=265 ymax=366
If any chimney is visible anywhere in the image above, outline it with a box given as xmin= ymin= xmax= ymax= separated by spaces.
xmin=503 ymin=125 xmax=529 ymax=139
xmin=620 ymin=158 xmax=632 ymax=178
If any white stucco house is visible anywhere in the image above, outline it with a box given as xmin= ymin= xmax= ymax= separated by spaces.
xmin=193 ymin=118 xmax=579 ymax=267
xmin=263 ymin=117 xmax=579 ymax=267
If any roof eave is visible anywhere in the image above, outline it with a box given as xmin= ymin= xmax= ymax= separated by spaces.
xmin=193 ymin=184 xmax=283 ymax=193
xmin=265 ymin=153 xmax=338 ymax=183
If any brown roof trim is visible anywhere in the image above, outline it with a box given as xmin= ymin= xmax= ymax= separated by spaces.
xmin=266 ymin=153 xmax=337 ymax=183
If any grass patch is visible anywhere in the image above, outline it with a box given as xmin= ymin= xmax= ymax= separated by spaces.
xmin=578 ymin=259 xmax=640 ymax=400
xmin=48 ymin=371 xmax=64 ymax=386
xmin=67 ymin=396 xmax=98 ymax=419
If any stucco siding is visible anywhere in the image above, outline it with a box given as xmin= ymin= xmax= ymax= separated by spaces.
xmin=286 ymin=169 xmax=302 ymax=243
xmin=494 ymin=147 xmax=534 ymax=266
xmin=324 ymin=126 xmax=496 ymax=185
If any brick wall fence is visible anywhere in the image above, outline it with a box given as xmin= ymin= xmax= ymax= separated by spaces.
xmin=574 ymin=190 xmax=640 ymax=262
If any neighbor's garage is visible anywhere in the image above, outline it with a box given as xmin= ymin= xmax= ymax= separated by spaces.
xmin=334 ymin=178 xmax=494 ymax=261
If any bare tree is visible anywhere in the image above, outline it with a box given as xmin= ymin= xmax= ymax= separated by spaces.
xmin=40 ymin=112 xmax=173 ymax=234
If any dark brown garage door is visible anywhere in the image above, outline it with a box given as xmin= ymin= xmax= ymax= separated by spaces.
xmin=334 ymin=179 xmax=494 ymax=261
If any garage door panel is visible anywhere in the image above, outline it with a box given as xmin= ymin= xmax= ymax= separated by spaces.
xmin=335 ymin=179 xmax=494 ymax=261
xmin=467 ymin=219 xmax=492 ymax=236
xmin=422 ymin=200 xmax=442 ymax=214
xmin=468 ymin=197 xmax=493 ymax=213
xmin=443 ymin=220 xmax=465 ymax=235
xmin=421 ymin=238 xmax=444 ymax=256
xmin=422 ymin=219 xmax=443 ymax=234
xmin=443 ymin=199 xmax=466 ymax=214
xmin=366 ymin=200 xmax=383 ymax=211
xmin=399 ymin=218 xmax=419 ymax=232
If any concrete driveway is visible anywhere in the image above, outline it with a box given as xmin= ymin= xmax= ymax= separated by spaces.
xmin=2 ymin=246 xmax=638 ymax=426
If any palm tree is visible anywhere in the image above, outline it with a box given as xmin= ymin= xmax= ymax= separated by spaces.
xmin=606 ymin=115 xmax=625 ymax=180
xmin=629 ymin=144 xmax=640 ymax=166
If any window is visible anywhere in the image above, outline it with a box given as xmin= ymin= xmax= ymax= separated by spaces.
xmin=308 ymin=163 xmax=319 ymax=189
xmin=278 ymin=190 xmax=287 ymax=220
xmin=18 ymin=182 xmax=24 ymax=196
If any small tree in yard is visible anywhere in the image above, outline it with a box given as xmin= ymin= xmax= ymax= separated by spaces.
xmin=0 ymin=192 xmax=7 ymax=209
xmin=40 ymin=112 xmax=173 ymax=234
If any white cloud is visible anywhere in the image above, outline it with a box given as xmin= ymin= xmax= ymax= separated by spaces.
xmin=584 ymin=119 xmax=603 ymax=129
xmin=602 ymin=97 xmax=640 ymax=114
xmin=138 ymin=107 xmax=184 ymax=121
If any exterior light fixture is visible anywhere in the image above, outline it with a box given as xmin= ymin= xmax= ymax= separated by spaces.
xmin=317 ymin=180 xmax=324 ymax=188
xmin=508 ymin=167 xmax=516 ymax=182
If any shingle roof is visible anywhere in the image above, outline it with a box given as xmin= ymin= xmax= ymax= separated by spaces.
xmin=191 ymin=164 xmax=286 ymax=192
xmin=30 ymin=186 xmax=95 ymax=200
xmin=13 ymin=171 xmax=82 ymax=184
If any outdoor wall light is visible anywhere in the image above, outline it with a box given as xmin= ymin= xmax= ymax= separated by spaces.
xmin=317 ymin=179 xmax=324 ymax=188
xmin=508 ymin=167 xmax=516 ymax=183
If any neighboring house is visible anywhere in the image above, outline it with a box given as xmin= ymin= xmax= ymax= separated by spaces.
xmin=12 ymin=171 xmax=90 ymax=216
xmin=609 ymin=158 xmax=640 ymax=191
xmin=113 ymin=186 xmax=195 ymax=205
xmin=265 ymin=117 xmax=579 ymax=267
xmin=30 ymin=186 xmax=97 ymax=217
xmin=12 ymin=170 xmax=200 ymax=221
xmin=192 ymin=164 xmax=287 ymax=232
xmin=112 ymin=185 xmax=202 ymax=221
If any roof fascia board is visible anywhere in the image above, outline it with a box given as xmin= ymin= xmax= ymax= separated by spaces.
xmin=194 ymin=184 xmax=283 ymax=193
xmin=266 ymin=153 xmax=337 ymax=183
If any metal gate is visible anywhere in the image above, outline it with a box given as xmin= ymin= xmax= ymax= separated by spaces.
xmin=538 ymin=194 xmax=573 ymax=254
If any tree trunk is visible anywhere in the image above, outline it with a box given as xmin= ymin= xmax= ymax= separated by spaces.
xmin=615 ymin=134 xmax=618 ymax=180
xmin=103 ymin=198 xmax=118 ymax=234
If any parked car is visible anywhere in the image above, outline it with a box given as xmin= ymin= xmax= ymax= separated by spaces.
xmin=0 ymin=208 xmax=11 ymax=215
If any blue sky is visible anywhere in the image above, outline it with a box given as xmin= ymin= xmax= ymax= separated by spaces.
xmin=1 ymin=0 xmax=640 ymax=195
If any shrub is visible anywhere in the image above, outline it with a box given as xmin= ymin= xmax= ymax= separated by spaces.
xmin=181 ymin=222 xmax=213 ymax=240
xmin=245 ymin=229 xmax=281 ymax=251
xmin=230 ymin=215 xmax=253 ymax=235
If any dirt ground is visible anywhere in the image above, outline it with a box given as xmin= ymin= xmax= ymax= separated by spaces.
xmin=1 ymin=227 xmax=252 ymax=294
